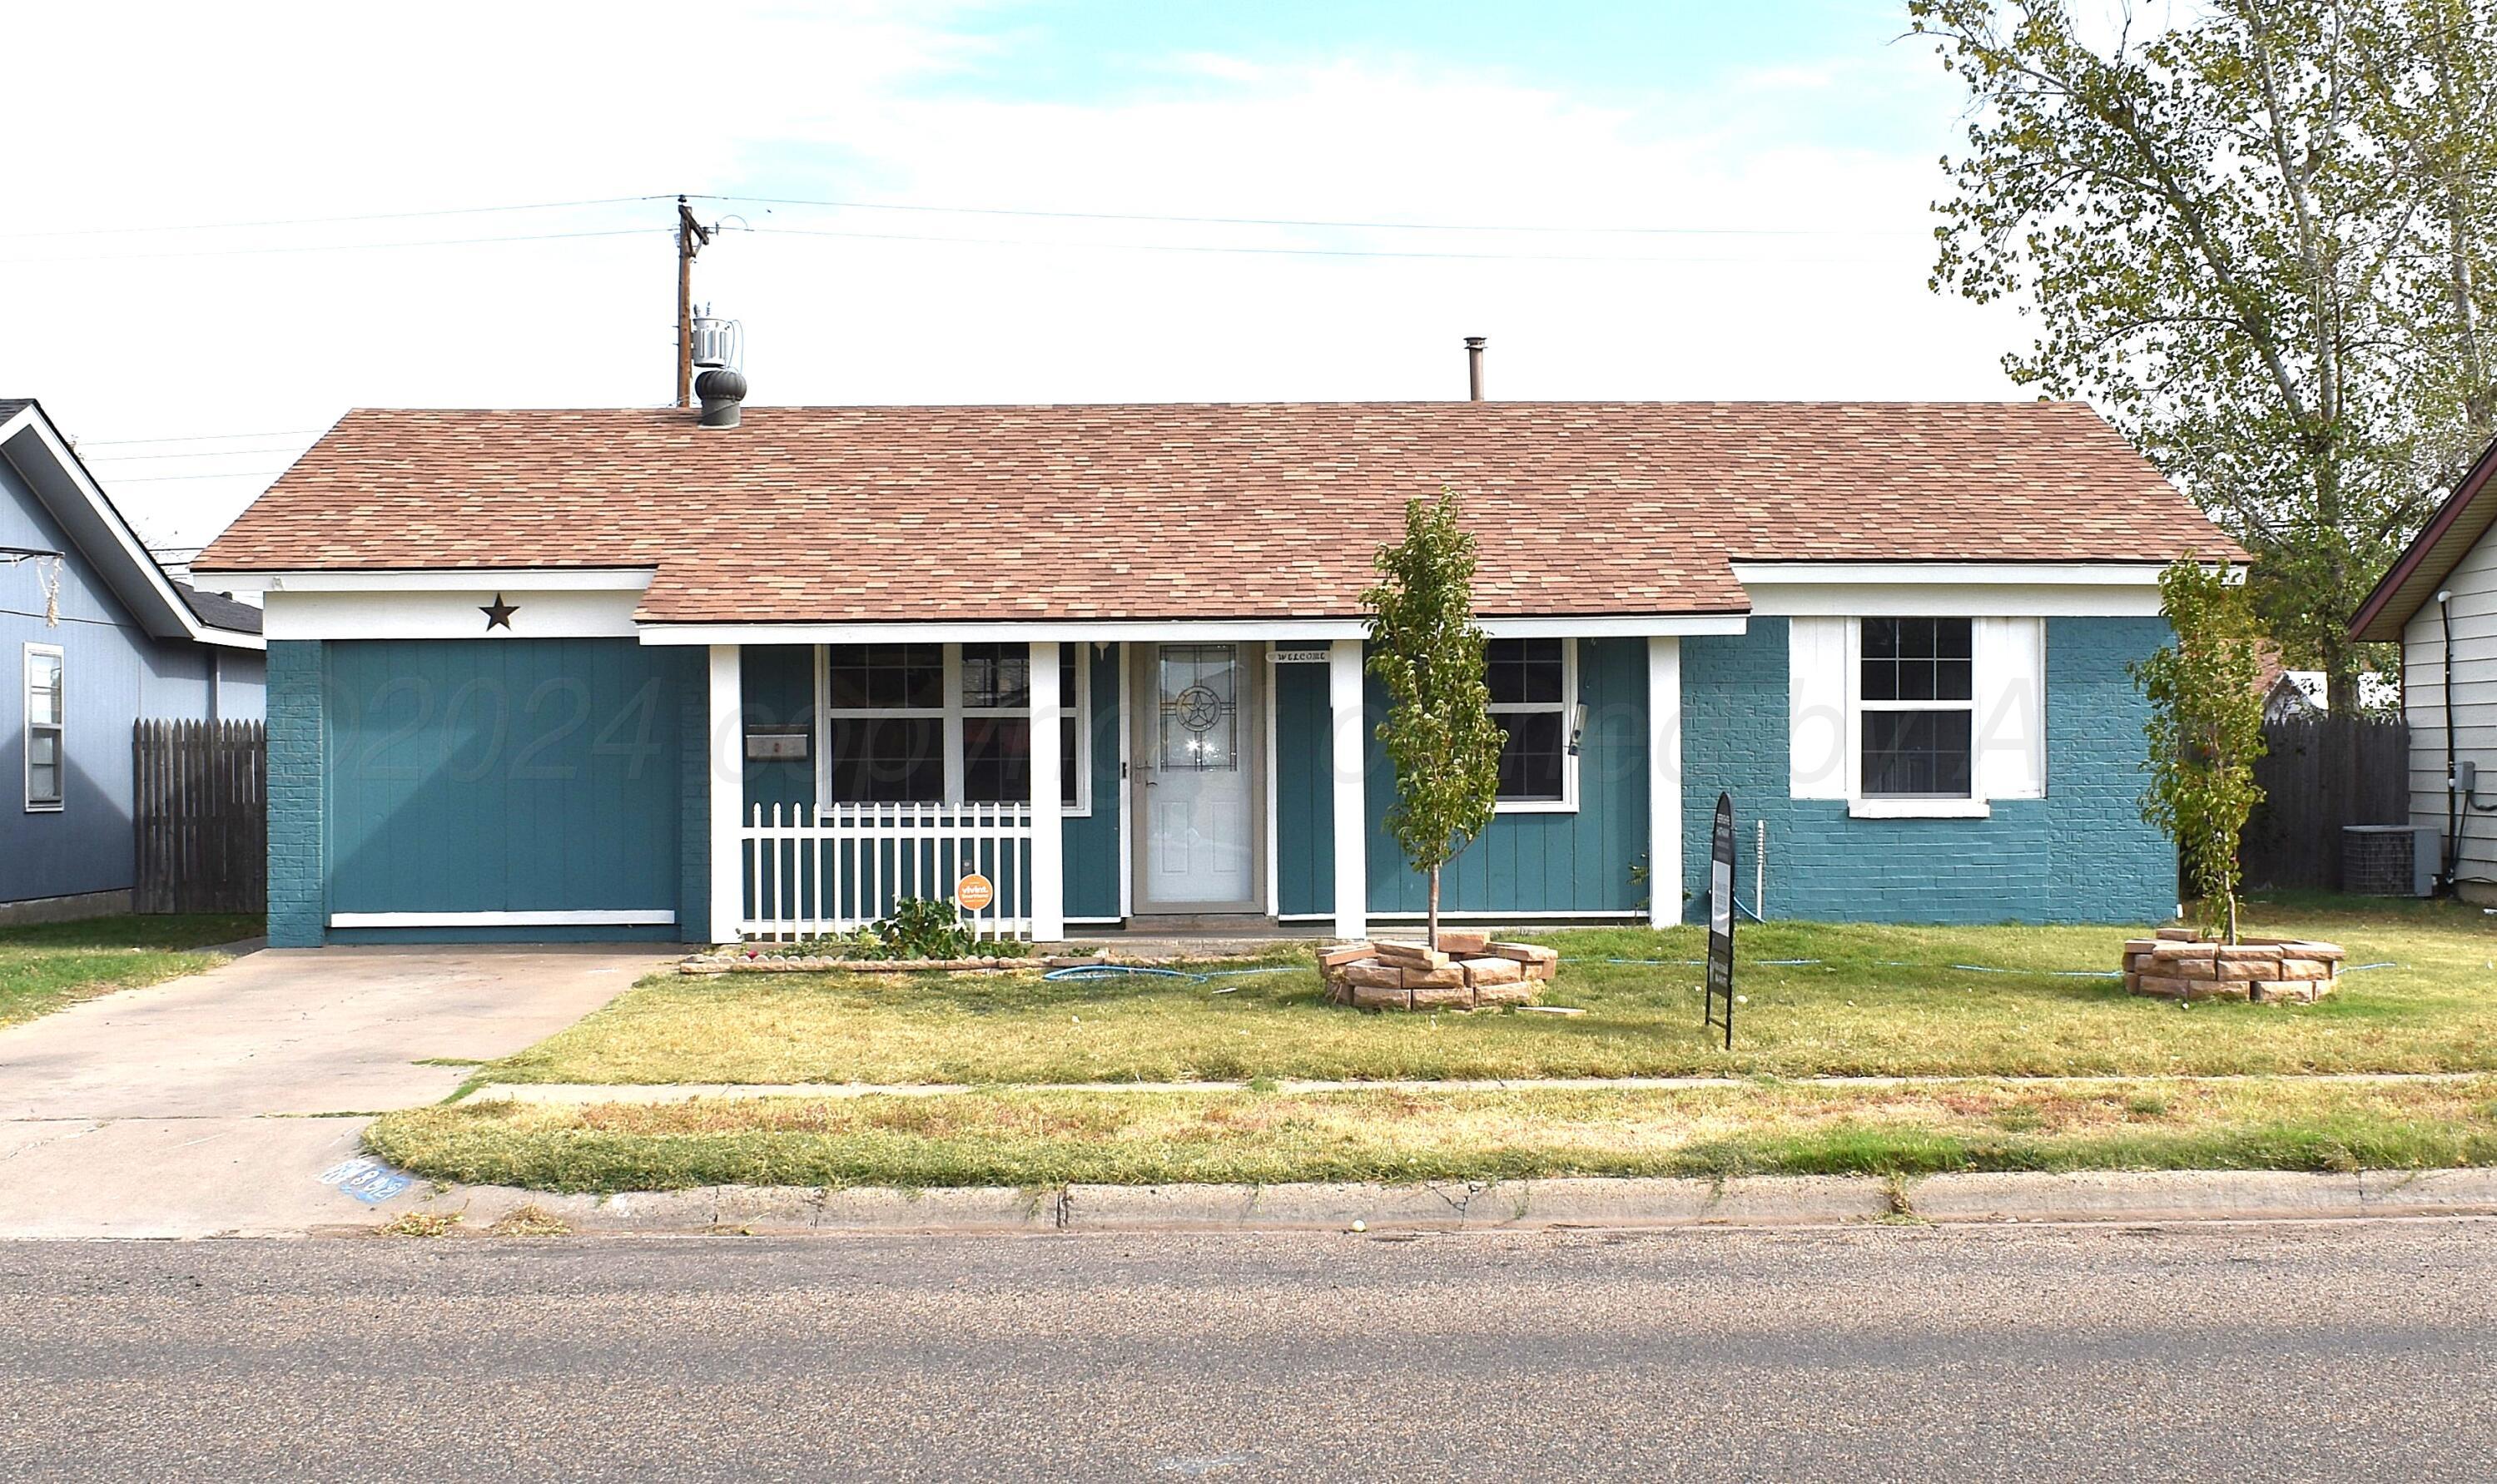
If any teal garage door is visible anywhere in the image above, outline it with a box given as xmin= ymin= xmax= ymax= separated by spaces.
xmin=324 ymin=639 xmax=695 ymax=936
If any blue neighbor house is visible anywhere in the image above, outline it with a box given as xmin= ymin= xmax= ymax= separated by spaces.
xmin=194 ymin=385 xmax=2240 ymax=948
xmin=2 ymin=399 xmax=266 ymax=923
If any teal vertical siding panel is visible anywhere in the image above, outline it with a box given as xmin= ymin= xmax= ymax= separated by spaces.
xmin=1272 ymin=661 xmax=1335 ymax=917
xmin=321 ymin=639 xmax=689 ymax=927
xmin=1063 ymin=643 xmax=1124 ymax=920
xmin=266 ymin=640 xmax=327 ymax=946
xmin=1677 ymin=617 xmax=2173 ymax=926
xmin=740 ymin=644 xmax=816 ymax=817
xmin=1361 ymin=638 xmax=1648 ymax=916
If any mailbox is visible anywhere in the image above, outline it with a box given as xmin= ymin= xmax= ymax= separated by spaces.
xmin=745 ymin=726 xmax=811 ymax=762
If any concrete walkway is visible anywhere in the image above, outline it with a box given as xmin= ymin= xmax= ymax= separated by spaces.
xmin=0 ymin=945 xmax=668 ymax=1238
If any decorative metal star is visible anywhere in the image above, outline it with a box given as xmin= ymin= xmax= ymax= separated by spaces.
xmin=479 ymin=594 xmax=518 ymax=630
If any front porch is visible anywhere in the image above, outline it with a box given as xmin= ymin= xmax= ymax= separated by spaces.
xmin=703 ymin=633 xmax=1685 ymax=945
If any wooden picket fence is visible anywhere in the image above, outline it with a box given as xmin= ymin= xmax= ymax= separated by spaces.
xmin=132 ymin=719 xmax=266 ymax=915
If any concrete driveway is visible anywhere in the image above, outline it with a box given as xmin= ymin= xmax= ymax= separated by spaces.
xmin=0 ymin=945 xmax=668 ymax=1238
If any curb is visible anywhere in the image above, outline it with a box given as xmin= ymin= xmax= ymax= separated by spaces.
xmin=384 ymin=1168 xmax=2497 ymax=1238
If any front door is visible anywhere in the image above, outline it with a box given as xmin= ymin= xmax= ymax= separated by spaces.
xmin=1134 ymin=643 xmax=1260 ymax=912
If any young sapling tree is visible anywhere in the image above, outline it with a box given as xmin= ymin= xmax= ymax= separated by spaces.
xmin=2134 ymin=558 xmax=2268 ymax=944
xmin=1362 ymin=486 xmax=1507 ymax=952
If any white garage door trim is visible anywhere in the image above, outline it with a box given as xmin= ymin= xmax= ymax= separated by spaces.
xmin=327 ymin=910 xmax=678 ymax=928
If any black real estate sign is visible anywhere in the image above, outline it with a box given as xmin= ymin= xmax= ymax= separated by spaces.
xmin=1704 ymin=792 xmax=1735 ymax=1050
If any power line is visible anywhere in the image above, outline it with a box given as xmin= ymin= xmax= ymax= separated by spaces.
xmin=0 ymin=226 xmax=668 ymax=266
xmin=697 ymin=191 xmax=1918 ymax=239
xmin=0 ymin=194 xmax=667 ymax=241
xmin=73 ymin=428 xmax=328 ymax=447
xmin=749 ymin=222 xmax=1898 ymax=266
xmin=103 ymin=469 xmax=290 ymax=484
xmin=78 ymin=445 xmax=310 ymax=464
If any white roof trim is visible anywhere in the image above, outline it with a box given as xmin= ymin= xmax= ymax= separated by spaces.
xmin=1730 ymin=561 xmax=2172 ymax=588
xmin=0 ymin=404 xmax=264 ymax=651
xmin=633 ymin=613 xmax=1750 ymax=646
xmin=209 ymin=566 xmax=658 ymax=595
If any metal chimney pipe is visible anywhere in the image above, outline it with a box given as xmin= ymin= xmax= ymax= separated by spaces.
xmin=1464 ymin=336 xmax=1487 ymax=400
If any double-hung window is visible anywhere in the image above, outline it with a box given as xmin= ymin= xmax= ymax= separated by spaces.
xmin=1485 ymin=638 xmax=1574 ymax=809
xmin=822 ymin=643 xmax=1085 ymax=811
xmin=25 ymin=644 xmax=63 ymax=812
xmin=1857 ymin=618 xmax=1973 ymax=800
xmin=824 ymin=643 xmax=946 ymax=804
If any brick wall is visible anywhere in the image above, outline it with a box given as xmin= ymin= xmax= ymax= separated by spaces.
xmin=264 ymin=639 xmax=325 ymax=947
xmin=1678 ymin=617 xmax=2174 ymax=926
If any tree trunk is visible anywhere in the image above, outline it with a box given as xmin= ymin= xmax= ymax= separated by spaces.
xmin=1427 ymin=867 xmax=1441 ymax=953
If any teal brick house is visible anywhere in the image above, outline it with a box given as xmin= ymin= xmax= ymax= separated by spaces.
xmin=195 ymin=394 xmax=2237 ymax=947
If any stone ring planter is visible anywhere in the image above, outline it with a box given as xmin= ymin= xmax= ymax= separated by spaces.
xmin=2122 ymin=927 xmax=2345 ymax=1004
xmin=1320 ymin=931 xmax=1559 ymax=1010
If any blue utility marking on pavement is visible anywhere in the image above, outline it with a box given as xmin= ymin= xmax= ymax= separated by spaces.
xmin=317 ymin=1156 xmax=414 ymax=1204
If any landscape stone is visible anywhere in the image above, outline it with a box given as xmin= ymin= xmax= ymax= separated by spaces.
xmin=1459 ymin=956 xmax=1525 ymax=986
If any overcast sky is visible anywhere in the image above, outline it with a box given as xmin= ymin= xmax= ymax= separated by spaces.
xmin=2 ymin=1 xmax=2032 ymax=557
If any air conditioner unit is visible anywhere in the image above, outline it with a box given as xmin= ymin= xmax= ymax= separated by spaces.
xmin=2341 ymin=824 xmax=2440 ymax=897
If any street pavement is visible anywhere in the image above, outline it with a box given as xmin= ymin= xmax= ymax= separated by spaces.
xmin=2 ymin=1217 xmax=2491 ymax=1480
xmin=0 ymin=945 xmax=665 ymax=1237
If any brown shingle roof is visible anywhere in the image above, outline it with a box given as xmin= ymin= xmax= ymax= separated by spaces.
xmin=194 ymin=401 xmax=2243 ymax=623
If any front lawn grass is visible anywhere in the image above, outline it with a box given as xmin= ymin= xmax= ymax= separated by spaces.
xmin=367 ymin=1073 xmax=2497 ymax=1193
xmin=482 ymin=897 xmax=2497 ymax=1086
xmin=0 ymin=913 xmax=261 ymax=1029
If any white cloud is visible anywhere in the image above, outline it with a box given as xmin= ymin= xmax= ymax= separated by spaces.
xmin=2 ymin=2 xmax=2030 ymax=552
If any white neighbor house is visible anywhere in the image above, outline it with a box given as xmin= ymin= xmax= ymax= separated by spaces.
xmin=2353 ymin=434 xmax=2497 ymax=902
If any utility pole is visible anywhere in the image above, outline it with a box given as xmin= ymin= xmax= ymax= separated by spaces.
xmin=675 ymin=195 xmax=714 ymax=408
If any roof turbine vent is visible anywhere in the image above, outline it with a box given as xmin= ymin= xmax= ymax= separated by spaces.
xmin=696 ymin=367 xmax=749 ymax=429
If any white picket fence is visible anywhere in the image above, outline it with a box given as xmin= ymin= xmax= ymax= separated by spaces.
xmin=737 ymin=802 xmax=1034 ymax=942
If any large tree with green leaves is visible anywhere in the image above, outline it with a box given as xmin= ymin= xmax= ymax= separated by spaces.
xmin=1363 ymin=486 xmax=1506 ymax=951
xmin=2134 ymin=560 xmax=2270 ymax=943
xmin=1911 ymin=0 xmax=2497 ymax=712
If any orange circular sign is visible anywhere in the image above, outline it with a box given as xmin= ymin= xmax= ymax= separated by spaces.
xmin=956 ymin=873 xmax=995 ymax=912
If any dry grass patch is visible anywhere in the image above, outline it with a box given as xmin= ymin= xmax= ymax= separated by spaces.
xmin=487 ymin=1203 xmax=572 ymax=1237
xmin=480 ymin=898 xmax=2497 ymax=1087
xmin=372 ymin=1210 xmax=464 ymax=1238
xmin=368 ymin=1074 xmax=2497 ymax=1194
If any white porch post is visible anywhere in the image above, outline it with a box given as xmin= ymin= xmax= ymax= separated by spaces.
xmin=1647 ymin=636 xmax=1682 ymax=930
xmin=707 ymin=643 xmax=744 ymax=945
xmin=1028 ymin=641 xmax=1065 ymax=942
xmin=1328 ymin=637 xmax=1368 ymax=941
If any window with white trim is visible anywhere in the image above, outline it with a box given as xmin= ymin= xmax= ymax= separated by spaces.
xmin=25 ymin=644 xmax=63 ymax=811
xmin=1858 ymin=618 xmax=1973 ymax=799
xmin=1486 ymin=638 xmax=1575 ymax=807
xmin=821 ymin=643 xmax=1087 ymax=811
